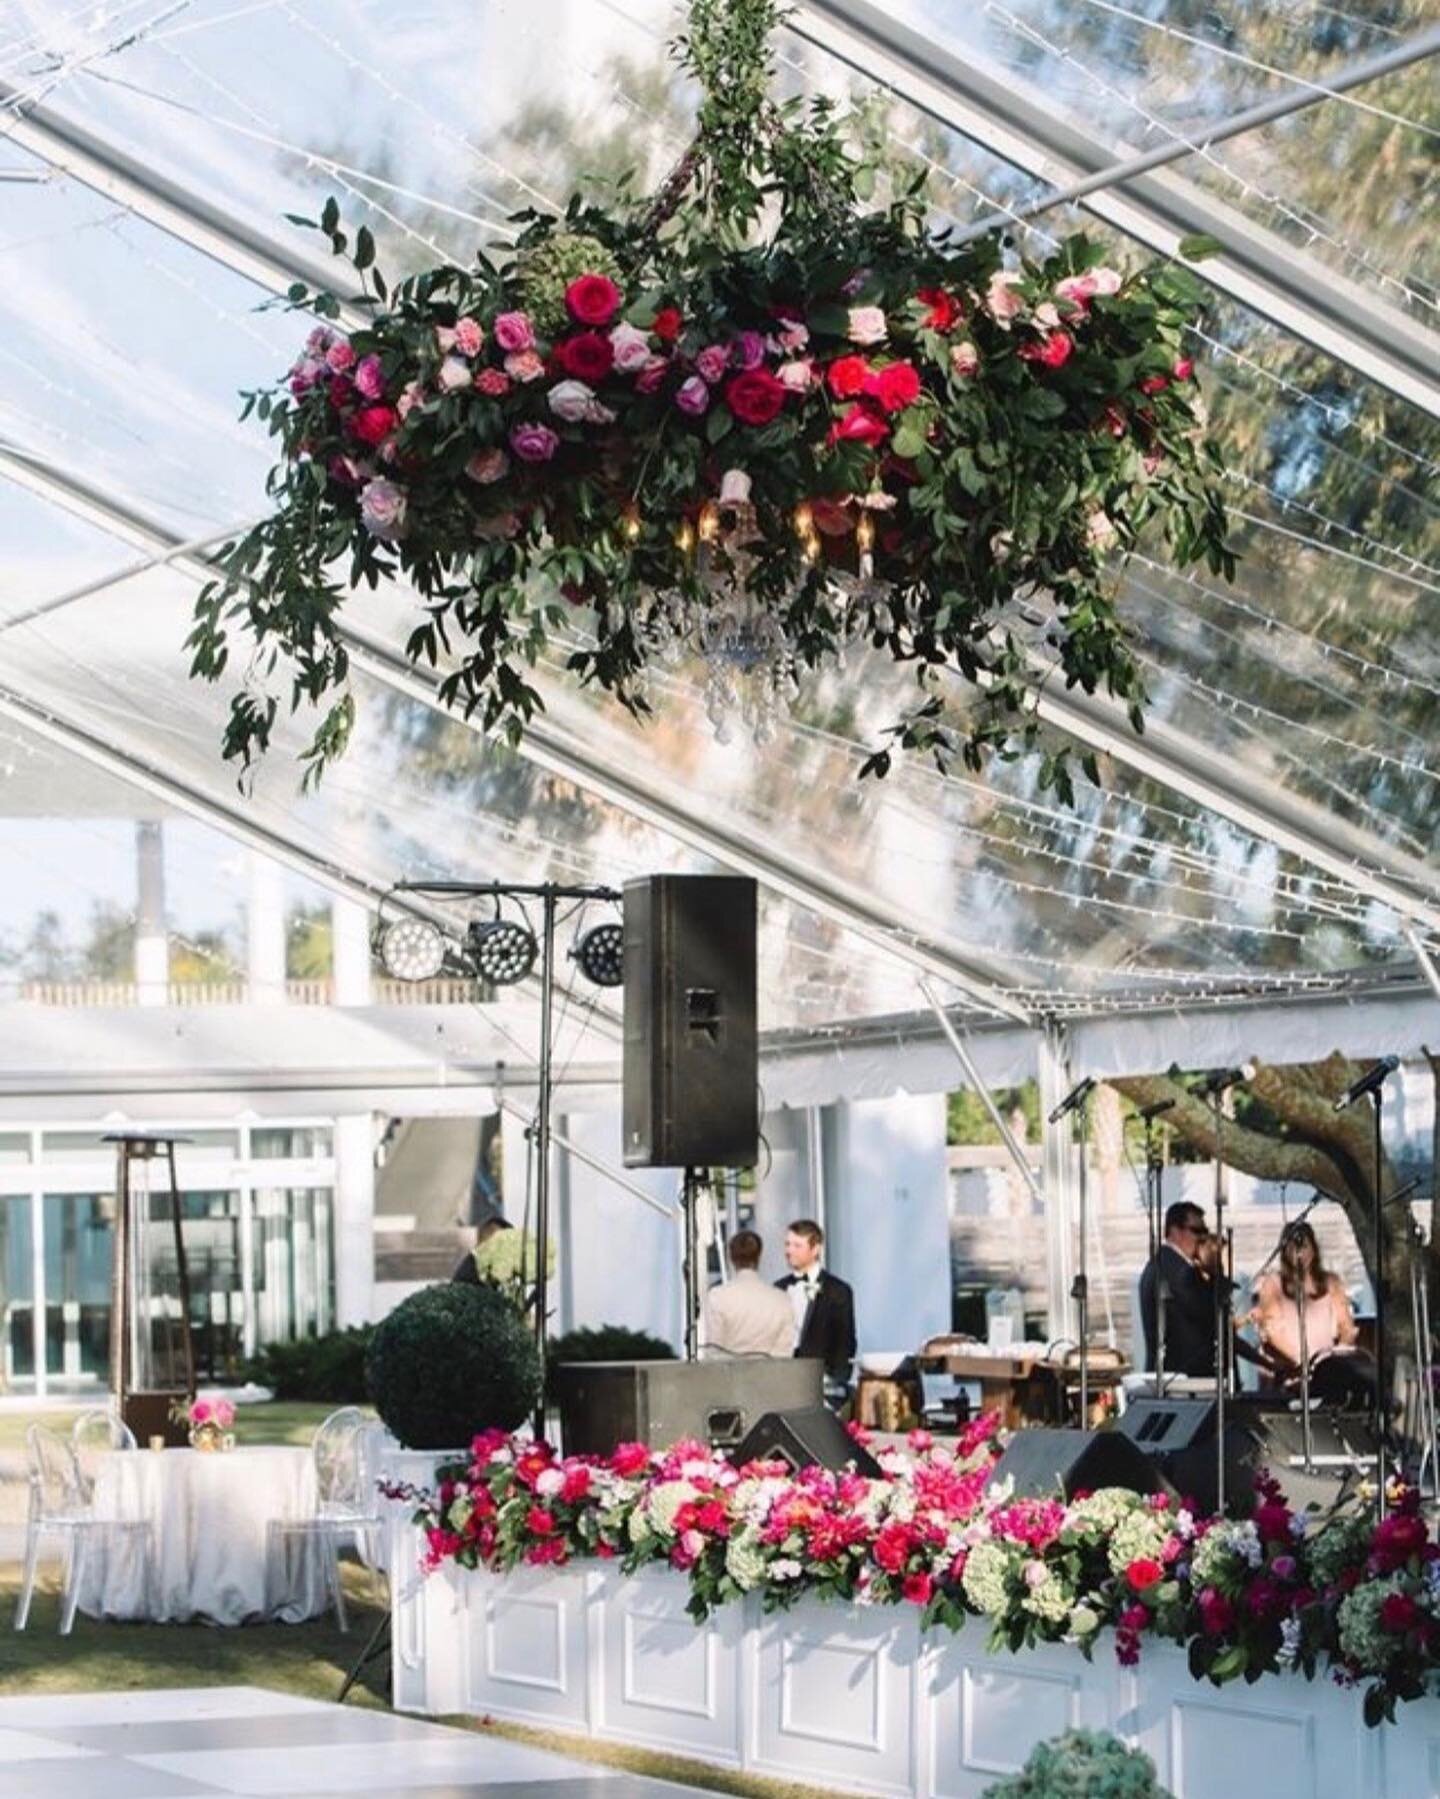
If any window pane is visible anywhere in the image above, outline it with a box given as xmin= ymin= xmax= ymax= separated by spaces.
xmin=250 ymin=1127 xmax=333 ymax=1159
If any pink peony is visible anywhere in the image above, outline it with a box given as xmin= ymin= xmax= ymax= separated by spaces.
xmin=675 ymin=375 xmax=710 ymax=416
xmin=525 ymin=1506 xmax=557 ymax=1537
xmin=360 ymin=477 xmax=407 ymax=539
xmin=695 ymin=344 xmax=731 ymax=386
xmin=504 ymin=350 xmax=546 ymax=384
xmin=325 ymin=338 xmax=356 ymax=374
xmin=610 ymin=1442 xmax=651 ymax=1479
xmin=190 ymin=1399 xmax=213 ymax=1425
xmin=847 ymin=305 xmax=888 ymax=345
xmin=509 ymin=422 xmax=559 ymax=462
xmin=452 ymin=316 xmax=484 ymax=357
xmin=493 ymin=311 xmax=536 ymax=353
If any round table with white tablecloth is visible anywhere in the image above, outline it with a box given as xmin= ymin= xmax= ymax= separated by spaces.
xmin=79 ymin=1445 xmax=328 ymax=1625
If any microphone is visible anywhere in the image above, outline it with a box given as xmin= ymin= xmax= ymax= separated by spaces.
xmin=1137 ymin=1098 xmax=1176 ymax=1122
xmin=1169 ymin=1062 xmax=1255 ymax=1096
xmin=1047 ymin=1076 xmax=1096 ymax=1124
xmin=1382 ymin=1176 xmax=1423 ymax=1208
xmin=1333 ymin=1055 xmax=1400 ymax=1111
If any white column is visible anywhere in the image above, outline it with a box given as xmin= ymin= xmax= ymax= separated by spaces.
xmin=331 ymin=894 xmax=373 ymax=1005
xmin=246 ymin=850 xmax=288 ymax=1005
xmin=30 ymin=1182 xmax=45 ymax=1399
xmin=134 ymin=819 xmax=168 ymax=1005
xmin=1037 ymin=1021 xmax=1078 ymax=1343
xmin=333 ymin=1113 xmax=376 ymax=1326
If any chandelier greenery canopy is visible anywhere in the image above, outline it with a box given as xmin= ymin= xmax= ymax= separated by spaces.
xmin=188 ymin=0 xmax=1232 ymax=798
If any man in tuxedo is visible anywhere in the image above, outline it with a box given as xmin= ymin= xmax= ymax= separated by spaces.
xmin=776 ymin=1219 xmax=857 ymax=1387
xmin=1138 ymin=1201 xmax=1216 ymax=1379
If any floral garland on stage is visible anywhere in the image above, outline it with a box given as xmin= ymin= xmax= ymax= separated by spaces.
xmin=189 ymin=0 xmax=1230 ymax=797
xmin=387 ymin=1423 xmax=1440 ymax=1727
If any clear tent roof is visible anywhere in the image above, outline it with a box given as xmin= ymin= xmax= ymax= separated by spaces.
xmin=0 ymin=0 xmax=1436 ymax=1038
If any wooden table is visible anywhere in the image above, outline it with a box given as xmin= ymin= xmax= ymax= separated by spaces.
xmin=918 ymin=1347 xmax=1131 ymax=1429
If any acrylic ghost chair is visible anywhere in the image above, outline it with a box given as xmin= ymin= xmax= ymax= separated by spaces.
xmin=16 ymin=1422 xmax=153 ymax=1633
xmin=264 ymin=1406 xmax=382 ymax=1630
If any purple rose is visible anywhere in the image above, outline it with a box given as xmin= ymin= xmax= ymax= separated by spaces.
xmin=354 ymin=354 xmax=385 ymax=401
xmin=733 ymin=330 xmax=765 ymax=371
xmin=360 ymin=477 xmax=407 ymax=540
xmin=288 ymin=356 xmax=323 ymax=398
xmin=695 ymin=344 xmax=729 ymax=386
xmin=509 ymin=422 xmax=560 ymax=462
xmin=675 ymin=376 xmax=710 ymax=416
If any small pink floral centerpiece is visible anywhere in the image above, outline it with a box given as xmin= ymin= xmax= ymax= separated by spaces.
xmin=173 ymin=1393 xmax=237 ymax=1452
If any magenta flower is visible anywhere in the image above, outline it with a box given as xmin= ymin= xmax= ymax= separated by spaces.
xmin=675 ymin=375 xmax=710 ymax=416
xmin=493 ymin=311 xmax=536 ymax=353
xmin=353 ymin=354 xmax=385 ymax=401
xmin=509 ymin=422 xmax=560 ymax=462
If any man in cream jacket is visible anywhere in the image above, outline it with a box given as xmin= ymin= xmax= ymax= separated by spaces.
xmin=703 ymin=1229 xmax=796 ymax=1359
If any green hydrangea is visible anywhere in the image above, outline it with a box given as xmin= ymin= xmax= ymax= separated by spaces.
xmin=1190 ymin=1520 xmax=1260 ymax=1589
xmin=982 ymin=1728 xmax=1172 ymax=1798
xmin=1021 ymin=1567 xmax=1074 ymax=1625
xmin=514 ymin=232 xmax=625 ymax=335
xmin=963 ymin=1540 xmax=1016 ymax=1617
xmin=1338 ymin=1576 xmax=1408 ymax=1672
xmin=1067 ymin=1489 xmax=1145 ymax=1541
xmin=725 ymin=1528 xmax=768 ymax=1592
xmin=473 ymin=1229 xmax=554 ymax=1285
xmin=1108 ymin=1508 xmax=1173 ymax=1578
xmin=1307 ymin=1512 xmax=1370 ymax=1589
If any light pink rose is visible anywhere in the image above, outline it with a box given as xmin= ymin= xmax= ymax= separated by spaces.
xmin=776 ymin=321 xmax=810 ymax=353
xmin=718 ymin=468 xmax=752 ymax=505
xmin=504 ymin=350 xmax=545 ymax=384
xmin=434 ymin=325 xmax=457 ymax=354
xmin=985 ymin=271 xmax=1025 ymax=324
xmin=610 ymin=322 xmax=652 ymax=374
xmin=360 ymin=477 xmax=408 ymax=540
xmin=584 ymin=396 xmax=616 ymax=425
xmin=437 ymin=355 xmax=473 ymax=392
xmin=452 ymin=316 xmax=484 ymax=357
xmin=1054 ymin=273 xmax=1097 ymax=314
xmin=635 ymin=354 xmax=670 ymax=394
xmin=950 ymin=340 xmax=979 ymax=377
xmin=847 ymin=305 xmax=888 ymax=345
xmin=1086 ymin=510 xmax=1118 ymax=549
xmin=396 ymin=380 xmax=426 ymax=420
xmin=1033 ymin=301 xmax=1060 ymax=329
xmin=493 ymin=310 xmax=536 ymax=353
xmin=466 ymin=448 xmax=509 ymax=483
xmin=675 ymin=375 xmax=710 ymax=415
xmin=306 ymin=325 xmax=336 ymax=354
xmin=695 ymin=344 xmax=730 ymax=385
xmin=288 ymin=357 xmax=323 ymax=398
xmin=777 ymin=358 xmax=813 ymax=393
xmin=213 ymin=1398 xmax=236 ymax=1429
xmin=325 ymin=339 xmax=356 ymax=374
xmin=548 ymin=378 xmax=597 ymax=423
xmin=353 ymin=354 xmax=385 ymax=401
xmin=1089 ymin=266 xmax=1122 ymax=295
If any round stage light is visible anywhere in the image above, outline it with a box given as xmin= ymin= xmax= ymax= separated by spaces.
xmin=378 ymin=917 xmax=447 ymax=981
xmin=572 ymin=922 xmax=624 ymax=987
xmin=468 ymin=916 xmax=538 ymax=986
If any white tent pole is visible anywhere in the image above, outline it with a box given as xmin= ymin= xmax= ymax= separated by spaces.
xmin=1405 ymin=928 xmax=1440 ymax=1004
xmin=792 ymin=0 xmax=1440 ymax=416
xmin=918 ymin=976 xmax=1041 ymax=1208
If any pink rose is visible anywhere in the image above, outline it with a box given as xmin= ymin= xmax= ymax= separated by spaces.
xmin=695 ymin=344 xmax=730 ymax=386
xmin=902 ymin=1571 xmax=934 ymax=1606
xmin=360 ymin=477 xmax=407 ymax=540
xmin=466 ymin=448 xmax=509 ymax=484
xmin=453 ymin=316 xmax=484 ymax=357
xmin=306 ymin=325 xmax=336 ymax=354
xmin=1089 ymin=266 xmax=1122 ymax=295
xmin=288 ymin=357 xmax=323 ymax=398
xmin=437 ymin=355 xmax=473 ymax=392
xmin=213 ymin=1399 xmax=236 ymax=1429
xmin=777 ymin=358 xmax=813 ymax=393
xmin=776 ymin=321 xmax=810 ymax=353
xmin=675 ymin=375 xmax=710 ymax=416
xmin=635 ymin=354 xmax=670 ymax=394
xmin=547 ymin=378 xmax=596 ymax=423
xmin=190 ymin=1399 xmax=213 ymax=1425
xmin=475 ymin=368 xmax=511 ymax=397
xmin=396 ymin=380 xmax=425 ymax=419
xmin=985 ymin=271 xmax=1025 ymax=324
xmin=509 ymin=422 xmax=559 ymax=462
xmin=493 ymin=311 xmax=536 ymax=353
xmin=950 ymin=341 xmax=979 ymax=377
xmin=325 ymin=339 xmax=356 ymax=374
xmin=610 ymin=322 xmax=652 ymax=374
xmin=847 ymin=305 xmax=888 ymax=345
xmin=504 ymin=350 xmax=545 ymax=384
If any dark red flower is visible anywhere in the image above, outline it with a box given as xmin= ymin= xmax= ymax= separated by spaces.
xmin=1198 ymin=1587 xmax=1234 ymax=1636
xmin=725 ymin=369 xmax=787 ymax=427
xmin=1381 ymin=1591 xmax=1421 ymax=1633
xmin=869 ymin=360 xmax=923 ymax=414
xmin=1018 ymin=329 xmax=1074 ymax=369
xmin=351 ymin=404 xmax=397 ymax=445
xmin=1373 ymin=1512 xmax=1428 ymax=1570
xmin=1120 ymin=1603 xmax=1150 ymax=1631
xmin=872 ymin=1522 xmax=914 ymax=1574
xmin=327 ymin=376 xmax=353 ymax=411
xmin=1126 ymin=1558 xmax=1163 ymax=1593
xmin=565 ymin=273 xmax=623 ymax=326
xmin=827 ymin=355 xmax=870 ymax=399
xmin=828 ymin=402 xmax=890 ymax=448
xmin=652 ymin=306 xmax=683 ymax=343
xmin=556 ymin=331 xmax=615 ymax=383
xmin=916 ymin=287 xmax=961 ymax=332
xmin=1172 ymin=356 xmax=1195 ymax=380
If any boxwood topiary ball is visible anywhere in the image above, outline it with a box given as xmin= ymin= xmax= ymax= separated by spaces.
xmin=365 ymin=1282 xmax=542 ymax=1449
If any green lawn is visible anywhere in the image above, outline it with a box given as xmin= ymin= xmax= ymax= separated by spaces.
xmin=0 ymin=1401 xmax=354 ymax=1457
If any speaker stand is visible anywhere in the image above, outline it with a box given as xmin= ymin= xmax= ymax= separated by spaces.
xmin=682 ymin=1166 xmax=707 ymax=1362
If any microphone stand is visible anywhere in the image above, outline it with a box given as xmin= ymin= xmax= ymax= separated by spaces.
xmin=1296 ymin=1257 xmax=1313 ymax=1474
xmin=1074 ymin=1087 xmax=1094 ymax=1428
xmin=1211 ymin=1085 xmax=1231 ymax=1516
xmin=1370 ymin=1089 xmax=1390 ymax=1517
xmin=1143 ymin=1108 xmax=1169 ymax=1396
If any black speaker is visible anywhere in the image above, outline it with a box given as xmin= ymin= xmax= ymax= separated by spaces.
xmin=731 ymin=1405 xmax=883 ymax=1477
xmin=553 ymin=1358 xmax=821 ymax=1457
xmin=1118 ymin=1395 xmax=1217 ymax=1457
xmin=623 ymin=874 xmax=758 ymax=1168
xmin=989 ymin=1427 xmax=1163 ymax=1499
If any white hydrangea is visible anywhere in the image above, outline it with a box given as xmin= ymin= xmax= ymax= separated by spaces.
xmin=627 ymin=1507 xmax=654 ymax=1546
xmin=724 ymin=1530 xmax=768 ymax=1592
xmin=1021 ymin=1568 xmax=1073 ymax=1624
xmin=1107 ymin=1507 xmax=1173 ymax=1577
xmin=1067 ymin=1488 xmax=1144 ymax=1538
xmin=962 ymin=1541 xmax=1015 ymax=1617
xmin=771 ymin=1558 xmax=804 ymax=1582
xmin=645 ymin=1480 xmax=700 ymax=1537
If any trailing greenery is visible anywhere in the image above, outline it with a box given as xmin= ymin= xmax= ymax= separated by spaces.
xmin=188 ymin=0 xmax=1228 ymax=804
xmin=242 ymin=1326 xmax=375 ymax=1402
xmin=365 ymin=1282 xmax=541 ymax=1448
xmin=545 ymin=1322 xmax=676 ymax=1402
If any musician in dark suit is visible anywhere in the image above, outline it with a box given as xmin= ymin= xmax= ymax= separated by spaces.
xmin=775 ymin=1219 xmax=857 ymax=1386
xmin=1138 ymin=1201 xmax=1217 ymax=1377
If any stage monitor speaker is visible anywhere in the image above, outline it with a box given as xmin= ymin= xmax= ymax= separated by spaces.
xmin=731 ymin=1405 xmax=883 ymax=1478
xmin=989 ymin=1427 xmax=1163 ymax=1500
xmin=553 ymin=1357 xmax=820 ymax=1459
xmin=623 ymin=874 xmax=758 ymax=1168
xmin=1117 ymin=1395 xmax=1217 ymax=1457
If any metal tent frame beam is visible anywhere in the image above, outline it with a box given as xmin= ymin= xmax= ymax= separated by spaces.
xmin=793 ymin=0 xmax=1440 ymax=416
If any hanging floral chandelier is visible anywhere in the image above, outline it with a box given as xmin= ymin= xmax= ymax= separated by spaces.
xmin=190 ymin=0 xmax=1231 ymax=799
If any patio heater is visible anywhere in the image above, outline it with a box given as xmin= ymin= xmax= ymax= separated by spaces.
xmin=105 ymin=1132 xmax=196 ymax=1447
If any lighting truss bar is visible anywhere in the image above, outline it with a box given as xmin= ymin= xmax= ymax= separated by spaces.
xmin=792 ymin=0 xmax=1440 ymax=416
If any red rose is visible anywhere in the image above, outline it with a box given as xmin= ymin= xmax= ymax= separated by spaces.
xmin=1381 ymin=1591 xmax=1421 ymax=1633
xmin=609 ymin=1442 xmax=650 ymax=1478
xmin=1373 ymin=1512 xmax=1427 ymax=1570
xmin=828 ymin=402 xmax=890 ymax=448
xmin=1019 ymin=328 xmax=1074 ymax=369
xmin=902 ymin=1571 xmax=934 ymax=1606
xmin=872 ymin=1522 xmax=913 ymax=1574
xmin=826 ymin=355 xmax=869 ymax=399
xmin=351 ymin=404 xmax=397 ymax=446
xmin=725 ymin=369 xmax=787 ymax=427
xmin=652 ymin=306 xmax=683 ymax=343
xmin=1139 ymin=374 xmax=1170 ymax=395
xmin=525 ymin=1506 xmax=557 ymax=1537
xmin=556 ymin=331 xmax=615 ymax=383
xmin=560 ymin=1465 xmax=592 ymax=1505
xmin=1126 ymin=1558 xmax=1163 ymax=1592
xmin=565 ymin=273 xmax=622 ymax=326
xmin=1172 ymin=356 xmax=1195 ymax=380
xmin=869 ymin=360 xmax=922 ymax=414
xmin=916 ymin=287 xmax=961 ymax=332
